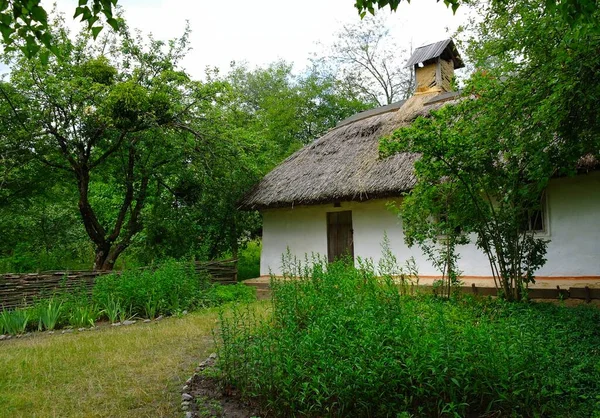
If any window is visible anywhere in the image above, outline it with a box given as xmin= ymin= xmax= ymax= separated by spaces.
xmin=520 ymin=194 xmax=547 ymax=233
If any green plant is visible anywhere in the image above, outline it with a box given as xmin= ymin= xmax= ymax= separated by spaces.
xmin=237 ymin=240 xmax=262 ymax=281
xmin=37 ymin=298 xmax=63 ymax=331
xmin=0 ymin=308 xmax=31 ymax=335
xmin=118 ymin=304 xmax=132 ymax=323
xmin=217 ymin=257 xmax=600 ymax=417
xmin=93 ymin=260 xmax=211 ymax=318
xmin=144 ymin=297 xmax=161 ymax=320
xmin=69 ymin=304 xmax=98 ymax=328
xmin=207 ymin=284 xmax=256 ymax=305
xmin=101 ymin=295 xmax=122 ymax=324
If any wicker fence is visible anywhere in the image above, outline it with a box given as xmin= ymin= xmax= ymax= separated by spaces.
xmin=0 ymin=259 xmax=237 ymax=310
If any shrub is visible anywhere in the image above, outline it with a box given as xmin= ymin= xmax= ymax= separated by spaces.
xmin=93 ymin=260 xmax=209 ymax=318
xmin=237 ymin=240 xmax=261 ymax=281
xmin=217 ymin=258 xmax=600 ymax=417
xmin=206 ymin=283 xmax=256 ymax=305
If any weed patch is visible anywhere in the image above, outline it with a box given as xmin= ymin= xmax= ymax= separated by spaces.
xmin=1 ymin=260 xmax=255 ymax=335
xmin=217 ymin=259 xmax=600 ymax=417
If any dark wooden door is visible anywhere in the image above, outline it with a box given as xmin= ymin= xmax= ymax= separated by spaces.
xmin=327 ymin=211 xmax=354 ymax=263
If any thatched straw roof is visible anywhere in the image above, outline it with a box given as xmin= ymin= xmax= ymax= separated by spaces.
xmin=240 ymin=88 xmax=599 ymax=210
xmin=240 ymin=92 xmax=456 ymax=210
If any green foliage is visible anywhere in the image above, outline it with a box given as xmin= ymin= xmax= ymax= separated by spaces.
xmin=218 ymin=260 xmax=600 ymax=417
xmin=354 ymin=0 xmax=598 ymax=25
xmin=1 ymin=16 xmax=236 ymax=270
xmin=1 ymin=9 xmax=372 ymax=270
xmin=36 ymin=298 xmax=62 ymax=331
xmin=237 ymin=240 xmax=261 ymax=281
xmin=382 ymin=101 xmax=550 ymax=300
xmin=206 ymin=283 xmax=256 ymax=305
xmin=92 ymin=260 xmax=207 ymax=318
xmin=0 ymin=260 xmax=257 ymax=334
xmin=69 ymin=304 xmax=98 ymax=328
xmin=380 ymin=0 xmax=600 ymax=301
xmin=100 ymin=294 xmax=122 ymax=323
xmin=0 ymin=307 xmax=30 ymax=334
xmin=0 ymin=0 xmax=120 ymax=58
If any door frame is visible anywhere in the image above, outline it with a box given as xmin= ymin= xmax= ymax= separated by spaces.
xmin=326 ymin=210 xmax=354 ymax=263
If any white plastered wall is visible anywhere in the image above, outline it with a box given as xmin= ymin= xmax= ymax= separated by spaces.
xmin=260 ymin=171 xmax=600 ymax=278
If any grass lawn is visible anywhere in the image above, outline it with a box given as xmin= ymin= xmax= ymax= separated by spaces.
xmin=0 ymin=302 xmax=263 ymax=418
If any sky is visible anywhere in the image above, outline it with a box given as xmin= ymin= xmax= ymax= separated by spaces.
xmin=1 ymin=0 xmax=470 ymax=79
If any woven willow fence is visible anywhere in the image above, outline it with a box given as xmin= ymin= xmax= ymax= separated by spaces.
xmin=0 ymin=259 xmax=237 ymax=310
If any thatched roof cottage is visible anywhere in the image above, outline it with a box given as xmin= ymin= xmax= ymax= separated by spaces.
xmin=241 ymin=39 xmax=600 ymax=284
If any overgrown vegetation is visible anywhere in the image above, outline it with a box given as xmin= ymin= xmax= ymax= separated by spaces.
xmin=380 ymin=0 xmax=599 ymax=301
xmin=0 ymin=8 xmax=370 ymax=273
xmin=218 ymin=259 xmax=600 ymax=417
xmin=0 ymin=261 xmax=255 ymax=335
xmin=237 ymin=240 xmax=262 ymax=281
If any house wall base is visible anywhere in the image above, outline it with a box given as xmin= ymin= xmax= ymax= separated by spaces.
xmin=260 ymin=172 xmax=600 ymax=279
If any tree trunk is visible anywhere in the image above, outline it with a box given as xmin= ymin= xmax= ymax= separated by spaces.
xmin=101 ymin=244 xmax=128 ymax=271
xmin=94 ymin=243 xmax=112 ymax=271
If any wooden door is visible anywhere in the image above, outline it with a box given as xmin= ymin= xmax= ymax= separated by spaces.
xmin=327 ymin=211 xmax=354 ymax=263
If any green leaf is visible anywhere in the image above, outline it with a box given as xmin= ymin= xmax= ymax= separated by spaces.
xmin=30 ymin=5 xmax=47 ymax=23
xmin=73 ymin=6 xmax=86 ymax=19
xmin=12 ymin=4 xmax=22 ymax=19
xmin=91 ymin=25 xmax=102 ymax=39
xmin=39 ymin=31 xmax=51 ymax=47
xmin=39 ymin=49 xmax=49 ymax=65
xmin=106 ymin=17 xmax=119 ymax=31
xmin=0 ymin=22 xmax=14 ymax=42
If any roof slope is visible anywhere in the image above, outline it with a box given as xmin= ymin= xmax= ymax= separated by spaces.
xmin=241 ymin=92 xmax=456 ymax=210
xmin=405 ymin=39 xmax=465 ymax=69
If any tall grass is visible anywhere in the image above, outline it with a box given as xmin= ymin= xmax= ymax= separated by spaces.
xmin=218 ymin=258 xmax=600 ymax=417
xmin=0 ymin=308 xmax=30 ymax=335
xmin=0 ymin=260 xmax=255 ymax=335
xmin=92 ymin=260 xmax=208 ymax=318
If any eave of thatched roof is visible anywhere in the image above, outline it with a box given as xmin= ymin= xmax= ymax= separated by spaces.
xmin=240 ymin=92 xmax=459 ymax=210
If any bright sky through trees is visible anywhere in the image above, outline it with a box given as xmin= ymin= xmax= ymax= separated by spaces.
xmin=0 ymin=0 xmax=469 ymax=78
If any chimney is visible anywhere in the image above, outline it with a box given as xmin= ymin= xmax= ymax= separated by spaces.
xmin=406 ymin=39 xmax=464 ymax=94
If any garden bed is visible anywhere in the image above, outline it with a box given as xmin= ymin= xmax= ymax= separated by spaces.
xmin=216 ymin=260 xmax=600 ymax=417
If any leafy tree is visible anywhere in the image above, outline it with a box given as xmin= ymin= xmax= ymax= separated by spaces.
xmin=353 ymin=0 xmax=599 ymax=25
xmin=225 ymin=61 xmax=370 ymax=153
xmin=1 ymin=18 xmax=230 ymax=270
xmin=0 ymin=0 xmax=120 ymax=58
xmin=381 ymin=0 xmax=599 ymax=300
xmin=140 ymin=62 xmax=371 ymax=262
xmin=313 ymin=14 xmax=413 ymax=106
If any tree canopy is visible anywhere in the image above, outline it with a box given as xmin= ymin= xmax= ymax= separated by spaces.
xmin=313 ymin=14 xmax=414 ymax=106
xmin=0 ymin=12 xmax=371 ymax=272
xmin=0 ymin=0 xmax=119 ymax=58
xmin=381 ymin=0 xmax=600 ymax=299
xmin=354 ymin=0 xmax=599 ymax=26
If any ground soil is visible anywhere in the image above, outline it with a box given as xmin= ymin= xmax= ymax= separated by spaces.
xmin=186 ymin=356 xmax=261 ymax=418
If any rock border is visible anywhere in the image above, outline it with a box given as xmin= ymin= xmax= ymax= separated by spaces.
xmin=0 ymin=314 xmax=167 ymax=342
xmin=181 ymin=353 xmax=260 ymax=418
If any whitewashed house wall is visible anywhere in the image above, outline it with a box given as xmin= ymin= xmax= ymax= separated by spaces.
xmin=260 ymin=171 xmax=600 ymax=279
